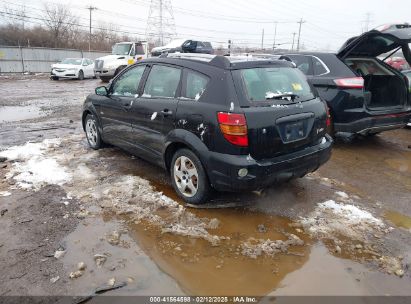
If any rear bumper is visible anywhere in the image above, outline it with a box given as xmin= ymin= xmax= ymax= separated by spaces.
xmin=206 ymin=135 xmax=333 ymax=192
xmin=334 ymin=111 xmax=411 ymax=135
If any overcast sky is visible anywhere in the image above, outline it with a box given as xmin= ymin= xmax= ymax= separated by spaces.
xmin=1 ymin=0 xmax=411 ymax=51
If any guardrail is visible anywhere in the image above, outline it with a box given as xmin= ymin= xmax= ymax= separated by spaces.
xmin=0 ymin=46 xmax=110 ymax=73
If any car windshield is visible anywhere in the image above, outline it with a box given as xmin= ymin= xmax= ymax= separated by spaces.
xmin=112 ymin=43 xmax=132 ymax=55
xmin=60 ymin=58 xmax=82 ymax=65
xmin=239 ymin=67 xmax=314 ymax=103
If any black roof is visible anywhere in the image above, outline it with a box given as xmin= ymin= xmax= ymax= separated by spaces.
xmin=143 ymin=54 xmax=294 ymax=70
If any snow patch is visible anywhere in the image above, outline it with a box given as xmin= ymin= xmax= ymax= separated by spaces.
xmin=335 ymin=191 xmax=349 ymax=199
xmin=319 ymin=200 xmax=382 ymax=225
xmin=0 ymin=139 xmax=60 ymax=161
xmin=8 ymin=158 xmax=71 ymax=190
xmin=241 ymin=234 xmax=304 ymax=259
xmin=300 ymin=199 xmax=385 ymax=242
xmin=0 ymin=191 xmax=11 ymax=197
xmin=1 ymin=139 xmax=71 ymax=190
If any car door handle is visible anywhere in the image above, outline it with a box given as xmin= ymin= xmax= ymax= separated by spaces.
xmin=160 ymin=109 xmax=173 ymax=116
xmin=122 ymin=100 xmax=134 ymax=109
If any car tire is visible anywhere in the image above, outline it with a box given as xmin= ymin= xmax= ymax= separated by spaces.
xmin=171 ymin=148 xmax=210 ymax=205
xmin=51 ymin=76 xmax=59 ymax=81
xmin=93 ymin=74 xmax=97 ymax=79
xmin=366 ymin=132 xmax=380 ymax=137
xmin=78 ymin=70 xmax=84 ymax=80
xmin=100 ymin=76 xmax=111 ymax=83
xmin=85 ymin=114 xmax=103 ymax=150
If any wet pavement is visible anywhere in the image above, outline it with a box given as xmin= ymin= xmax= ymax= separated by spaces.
xmin=0 ymin=75 xmax=411 ymax=298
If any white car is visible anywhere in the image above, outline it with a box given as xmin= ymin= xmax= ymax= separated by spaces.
xmin=51 ymin=58 xmax=96 ymax=80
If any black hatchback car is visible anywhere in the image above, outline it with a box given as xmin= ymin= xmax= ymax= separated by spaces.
xmin=281 ymin=24 xmax=411 ymax=138
xmin=82 ymin=53 xmax=332 ymax=204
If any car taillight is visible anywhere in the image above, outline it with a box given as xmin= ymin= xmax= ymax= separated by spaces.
xmin=325 ymin=105 xmax=331 ymax=127
xmin=333 ymin=77 xmax=364 ymax=89
xmin=217 ymin=112 xmax=248 ymax=147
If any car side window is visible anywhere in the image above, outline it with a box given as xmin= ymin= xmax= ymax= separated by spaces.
xmin=182 ymin=70 xmax=209 ymax=100
xmin=312 ymin=57 xmax=329 ymax=75
xmin=288 ymin=55 xmax=313 ymax=75
xmin=143 ymin=65 xmax=181 ymax=98
xmin=111 ymin=65 xmax=146 ymax=97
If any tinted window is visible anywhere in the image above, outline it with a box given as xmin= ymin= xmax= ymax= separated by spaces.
xmin=143 ymin=65 xmax=181 ymax=98
xmin=287 ymin=55 xmax=312 ymax=75
xmin=111 ymin=65 xmax=146 ymax=96
xmin=240 ymin=67 xmax=314 ymax=102
xmin=312 ymin=57 xmax=328 ymax=75
xmin=183 ymin=70 xmax=209 ymax=100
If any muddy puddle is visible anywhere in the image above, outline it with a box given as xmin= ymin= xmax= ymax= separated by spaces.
xmin=0 ymin=105 xmax=48 ymax=123
xmin=384 ymin=210 xmax=411 ymax=230
xmin=61 ymin=207 xmax=310 ymax=296
xmin=126 ymin=212 xmax=309 ymax=296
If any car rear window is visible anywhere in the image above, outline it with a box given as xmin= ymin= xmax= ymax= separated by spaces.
xmin=239 ymin=67 xmax=314 ymax=103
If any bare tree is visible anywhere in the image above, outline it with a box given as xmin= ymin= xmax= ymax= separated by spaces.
xmin=42 ymin=3 xmax=78 ymax=48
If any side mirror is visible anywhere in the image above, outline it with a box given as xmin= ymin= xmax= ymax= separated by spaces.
xmin=95 ymin=86 xmax=108 ymax=96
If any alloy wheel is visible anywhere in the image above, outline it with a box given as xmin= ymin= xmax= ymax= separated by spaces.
xmin=173 ymin=156 xmax=199 ymax=197
xmin=86 ymin=119 xmax=98 ymax=147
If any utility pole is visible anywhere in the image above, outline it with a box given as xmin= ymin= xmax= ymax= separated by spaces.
xmin=272 ymin=21 xmax=278 ymax=51
xmin=362 ymin=12 xmax=372 ymax=32
xmin=296 ymin=18 xmax=306 ymax=52
xmin=21 ymin=4 xmax=26 ymax=31
xmin=86 ymin=6 xmax=97 ymax=53
xmin=291 ymin=32 xmax=296 ymax=51
xmin=261 ymin=28 xmax=264 ymax=50
xmin=228 ymin=39 xmax=232 ymax=55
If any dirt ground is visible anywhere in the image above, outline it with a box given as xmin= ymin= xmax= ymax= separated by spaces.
xmin=1 ymin=74 xmax=411 ymax=300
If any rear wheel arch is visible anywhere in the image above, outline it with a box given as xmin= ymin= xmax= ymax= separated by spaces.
xmin=164 ymin=142 xmax=189 ymax=173
xmin=163 ymin=130 xmax=210 ymax=173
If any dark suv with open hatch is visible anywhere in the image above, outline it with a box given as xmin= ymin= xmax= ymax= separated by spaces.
xmin=82 ymin=53 xmax=332 ymax=204
xmin=281 ymin=24 xmax=411 ymax=138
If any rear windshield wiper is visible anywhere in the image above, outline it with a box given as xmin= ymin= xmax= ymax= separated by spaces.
xmin=265 ymin=92 xmax=299 ymax=101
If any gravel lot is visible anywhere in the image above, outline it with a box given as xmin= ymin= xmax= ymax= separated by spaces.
xmin=1 ymin=74 xmax=411 ymax=299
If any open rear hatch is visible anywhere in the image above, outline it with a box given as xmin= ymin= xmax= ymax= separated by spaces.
xmin=337 ymin=24 xmax=411 ymax=110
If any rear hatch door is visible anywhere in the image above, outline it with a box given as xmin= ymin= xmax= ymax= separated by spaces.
xmin=337 ymin=24 xmax=411 ymax=64
xmin=232 ymin=65 xmax=327 ymax=160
